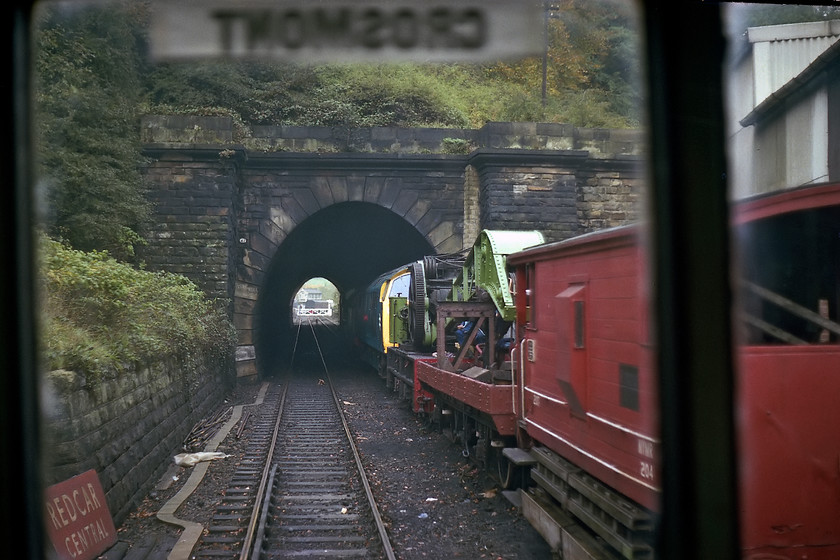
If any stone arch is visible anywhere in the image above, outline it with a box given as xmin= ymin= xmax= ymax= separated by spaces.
xmin=140 ymin=134 xmax=645 ymax=381
xmin=235 ymin=201 xmax=458 ymax=378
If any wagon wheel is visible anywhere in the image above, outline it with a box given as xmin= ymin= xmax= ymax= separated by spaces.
xmin=409 ymin=261 xmax=427 ymax=349
xmin=494 ymin=448 xmax=519 ymax=490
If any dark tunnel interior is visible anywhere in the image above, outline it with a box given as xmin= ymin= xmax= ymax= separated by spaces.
xmin=255 ymin=201 xmax=436 ymax=376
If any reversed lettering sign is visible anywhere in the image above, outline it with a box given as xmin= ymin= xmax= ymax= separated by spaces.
xmin=150 ymin=0 xmax=542 ymax=62
xmin=44 ymin=470 xmax=117 ymax=560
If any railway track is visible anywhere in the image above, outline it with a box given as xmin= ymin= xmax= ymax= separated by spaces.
xmin=188 ymin=383 xmax=285 ymax=560
xmin=191 ymin=319 xmax=395 ymax=560
xmin=252 ymin=373 xmax=392 ymax=559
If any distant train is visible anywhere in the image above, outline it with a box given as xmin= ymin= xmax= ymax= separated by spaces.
xmin=348 ymin=182 xmax=840 ymax=560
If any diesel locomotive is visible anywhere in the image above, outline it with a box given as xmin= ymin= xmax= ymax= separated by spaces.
xmin=348 ymin=182 xmax=840 ymax=560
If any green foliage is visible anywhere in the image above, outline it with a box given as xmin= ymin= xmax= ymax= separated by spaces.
xmin=34 ymin=1 xmax=152 ymax=260
xmin=441 ymin=138 xmax=473 ymax=155
xmin=40 ymin=235 xmax=237 ymax=381
xmin=140 ymin=1 xmax=643 ymax=130
xmin=146 ymin=61 xmax=474 ymax=128
xmin=305 ymin=64 xmax=472 ymax=128
xmin=485 ymin=0 xmax=641 ymax=127
xmin=146 ymin=62 xmax=291 ymax=126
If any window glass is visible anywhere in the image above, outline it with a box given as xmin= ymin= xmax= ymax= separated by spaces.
xmin=389 ymin=273 xmax=411 ymax=299
xmin=724 ymin=4 xmax=840 ymax=558
xmin=30 ymin=1 xmax=652 ymax=559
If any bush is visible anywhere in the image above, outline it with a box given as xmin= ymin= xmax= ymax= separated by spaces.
xmin=40 ymin=235 xmax=236 ymax=381
xmin=35 ymin=2 xmax=153 ymax=260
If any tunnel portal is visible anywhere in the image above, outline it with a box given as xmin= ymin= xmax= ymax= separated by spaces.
xmin=141 ymin=120 xmax=645 ymax=381
xmin=255 ymin=202 xmax=434 ymax=376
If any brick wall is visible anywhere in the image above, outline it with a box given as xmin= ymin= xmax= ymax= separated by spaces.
xmin=141 ymin=116 xmax=645 ymax=159
xmin=469 ymin=149 xmax=644 ymax=243
xmin=139 ymin=118 xmax=645 ymax=257
xmin=577 ymin=160 xmax=646 ymax=234
xmin=139 ymin=149 xmax=240 ymax=305
xmin=463 ymin=165 xmax=481 ymax=246
xmin=42 ymin=356 xmax=232 ymax=525
xmin=471 ymin=150 xmax=580 ymax=242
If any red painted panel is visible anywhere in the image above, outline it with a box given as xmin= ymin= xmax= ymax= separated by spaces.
xmin=44 ymin=470 xmax=117 ymax=560
xmin=523 ymin=393 xmax=660 ymax=510
xmin=733 ymin=182 xmax=840 ymax=225
xmin=590 ymin=274 xmax=639 ymax=299
xmin=411 ymin=355 xmax=437 ymax=413
xmin=589 ymin=318 xmax=641 ymax=348
xmin=555 ymin=284 xmax=587 ymax=415
xmin=417 ymin=361 xmax=516 ymax=435
xmin=737 ymin=345 xmax=840 ymax=558
xmin=589 ymin=296 xmax=639 ymax=320
xmin=589 ymin=373 xmax=638 ymax=423
xmin=516 ymin=226 xmax=660 ymax=513
xmin=587 ymin=339 xmax=640 ymax=368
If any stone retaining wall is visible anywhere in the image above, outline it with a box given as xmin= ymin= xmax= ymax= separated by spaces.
xmin=141 ymin=116 xmax=645 ymax=158
xmin=469 ymin=150 xmax=644 ymax=243
xmin=41 ymin=355 xmax=233 ymax=525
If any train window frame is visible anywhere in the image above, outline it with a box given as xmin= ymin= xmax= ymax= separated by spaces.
xmin=2 ymin=1 xmax=749 ymax=559
xmin=619 ymin=363 xmax=640 ymax=411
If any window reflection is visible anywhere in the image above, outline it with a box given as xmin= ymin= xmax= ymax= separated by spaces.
xmin=28 ymin=1 xmax=668 ymax=559
xmin=725 ymin=5 xmax=840 ymax=558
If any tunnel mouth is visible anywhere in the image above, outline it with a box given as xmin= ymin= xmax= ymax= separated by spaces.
xmin=286 ymin=320 xmax=354 ymax=376
xmin=254 ymin=201 xmax=436 ymax=377
xmin=286 ymin=278 xmax=348 ymax=375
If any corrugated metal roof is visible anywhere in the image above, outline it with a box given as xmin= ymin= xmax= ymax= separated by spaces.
xmin=747 ymin=20 xmax=840 ymax=105
xmin=740 ymin=37 xmax=840 ymax=127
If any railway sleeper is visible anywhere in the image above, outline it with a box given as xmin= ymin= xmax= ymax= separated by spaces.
xmin=529 ymin=446 xmax=654 ymax=560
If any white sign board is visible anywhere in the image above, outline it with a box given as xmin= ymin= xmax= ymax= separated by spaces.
xmin=150 ymin=0 xmax=543 ymax=62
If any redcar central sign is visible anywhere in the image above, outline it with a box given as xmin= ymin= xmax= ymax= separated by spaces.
xmin=44 ymin=470 xmax=117 ymax=560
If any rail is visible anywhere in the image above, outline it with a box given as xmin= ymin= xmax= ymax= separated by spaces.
xmin=328 ymin=370 xmax=397 ymax=560
xmin=243 ymin=319 xmax=396 ymax=560
xmin=238 ymin=387 xmax=287 ymax=560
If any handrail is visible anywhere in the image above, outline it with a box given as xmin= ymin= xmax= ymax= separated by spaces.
xmin=740 ymin=279 xmax=840 ymax=342
xmin=738 ymin=311 xmax=807 ymax=345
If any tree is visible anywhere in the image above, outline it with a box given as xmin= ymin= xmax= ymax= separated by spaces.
xmin=483 ymin=0 xmax=641 ymax=127
xmin=34 ymin=1 xmax=151 ymax=260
